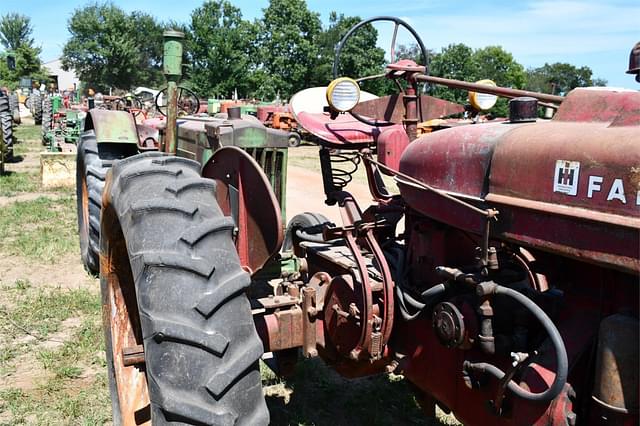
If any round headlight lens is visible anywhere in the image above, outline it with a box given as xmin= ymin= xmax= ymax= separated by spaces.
xmin=468 ymin=79 xmax=498 ymax=111
xmin=326 ymin=77 xmax=361 ymax=112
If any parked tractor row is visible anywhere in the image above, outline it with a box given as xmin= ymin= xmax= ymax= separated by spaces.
xmin=75 ymin=21 xmax=639 ymax=426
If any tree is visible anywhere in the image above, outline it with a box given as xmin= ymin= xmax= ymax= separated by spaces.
xmin=0 ymin=12 xmax=47 ymax=88
xmin=257 ymin=0 xmax=322 ymax=99
xmin=313 ymin=12 xmax=388 ymax=94
xmin=62 ymin=3 xmax=164 ymax=91
xmin=428 ymin=43 xmax=476 ymax=104
xmin=525 ymin=62 xmax=606 ymax=95
xmin=186 ymin=1 xmax=257 ymax=98
xmin=429 ymin=44 xmax=526 ymax=116
xmin=0 ymin=13 xmax=33 ymax=51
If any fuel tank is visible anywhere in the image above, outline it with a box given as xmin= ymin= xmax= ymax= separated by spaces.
xmin=398 ymin=88 xmax=640 ymax=273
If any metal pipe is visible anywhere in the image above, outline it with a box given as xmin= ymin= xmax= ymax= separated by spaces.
xmin=416 ymin=75 xmax=565 ymax=104
xmin=162 ymin=30 xmax=184 ymax=154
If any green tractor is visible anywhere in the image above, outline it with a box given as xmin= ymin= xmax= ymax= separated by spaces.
xmin=42 ymin=95 xmax=84 ymax=151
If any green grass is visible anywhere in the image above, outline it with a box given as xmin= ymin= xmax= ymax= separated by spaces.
xmin=0 ymin=196 xmax=78 ymax=262
xmin=13 ymin=124 xmax=41 ymax=144
xmin=1 ymin=285 xmax=99 ymax=339
xmin=0 ymin=286 xmax=109 ymax=425
xmin=0 ymin=172 xmax=39 ymax=196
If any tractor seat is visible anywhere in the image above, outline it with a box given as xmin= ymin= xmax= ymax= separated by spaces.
xmin=291 ymin=87 xmax=403 ymax=147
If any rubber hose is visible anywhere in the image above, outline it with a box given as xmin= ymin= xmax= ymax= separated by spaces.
xmin=294 ymin=229 xmax=345 ymax=246
xmin=464 ymin=285 xmax=568 ymax=403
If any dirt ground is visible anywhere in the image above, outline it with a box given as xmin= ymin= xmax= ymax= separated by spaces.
xmin=0 ymin=127 xmax=455 ymax=425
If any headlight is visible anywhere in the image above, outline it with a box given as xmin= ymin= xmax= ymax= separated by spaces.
xmin=326 ymin=77 xmax=360 ymax=112
xmin=468 ymin=79 xmax=498 ymax=111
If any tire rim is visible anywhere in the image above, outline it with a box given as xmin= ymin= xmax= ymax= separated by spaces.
xmin=104 ymin=216 xmax=151 ymax=424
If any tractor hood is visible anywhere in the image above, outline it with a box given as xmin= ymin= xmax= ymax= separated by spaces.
xmin=398 ymin=88 xmax=640 ymax=273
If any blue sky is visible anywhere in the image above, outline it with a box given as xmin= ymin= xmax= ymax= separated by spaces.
xmin=2 ymin=0 xmax=639 ymax=88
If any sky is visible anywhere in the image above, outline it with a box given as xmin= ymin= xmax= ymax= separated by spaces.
xmin=2 ymin=0 xmax=639 ymax=89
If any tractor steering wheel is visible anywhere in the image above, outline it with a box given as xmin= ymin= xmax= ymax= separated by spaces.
xmin=155 ymin=86 xmax=200 ymax=117
xmin=332 ymin=16 xmax=429 ymax=127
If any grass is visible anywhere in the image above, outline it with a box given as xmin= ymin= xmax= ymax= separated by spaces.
xmin=263 ymin=357 xmax=458 ymax=426
xmin=0 ymin=172 xmax=39 ymax=196
xmin=0 ymin=284 xmax=109 ymax=425
xmin=13 ymin=124 xmax=41 ymax=144
xmin=0 ymin=196 xmax=78 ymax=263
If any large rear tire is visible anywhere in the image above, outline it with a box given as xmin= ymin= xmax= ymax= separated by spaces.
xmin=8 ymin=94 xmax=20 ymax=125
xmin=31 ymin=93 xmax=42 ymax=124
xmin=42 ymin=97 xmax=52 ymax=146
xmin=76 ymin=131 xmax=137 ymax=274
xmin=101 ymin=153 xmax=268 ymax=425
xmin=76 ymin=132 xmax=110 ymax=273
xmin=0 ymin=97 xmax=13 ymax=161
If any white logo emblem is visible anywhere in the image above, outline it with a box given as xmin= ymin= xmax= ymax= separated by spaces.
xmin=553 ymin=160 xmax=580 ymax=196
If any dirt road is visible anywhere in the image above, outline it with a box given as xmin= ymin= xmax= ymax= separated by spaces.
xmin=286 ymin=165 xmax=373 ymax=224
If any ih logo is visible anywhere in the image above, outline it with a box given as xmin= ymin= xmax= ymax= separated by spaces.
xmin=553 ymin=160 xmax=580 ymax=196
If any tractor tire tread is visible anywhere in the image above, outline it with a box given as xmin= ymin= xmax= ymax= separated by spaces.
xmin=104 ymin=153 xmax=268 ymax=425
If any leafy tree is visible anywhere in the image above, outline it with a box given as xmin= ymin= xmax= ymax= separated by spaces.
xmin=186 ymin=0 xmax=257 ymax=98
xmin=314 ymin=12 xmax=388 ymax=94
xmin=0 ymin=12 xmax=47 ymax=88
xmin=62 ymin=3 xmax=164 ymax=91
xmin=429 ymin=44 xmax=525 ymax=116
xmin=257 ymin=0 xmax=322 ymax=99
xmin=0 ymin=13 xmax=33 ymax=51
xmin=525 ymin=62 xmax=606 ymax=95
xmin=428 ymin=43 xmax=476 ymax=104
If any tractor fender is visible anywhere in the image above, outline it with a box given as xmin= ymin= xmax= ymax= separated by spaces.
xmin=202 ymin=146 xmax=283 ymax=274
xmin=84 ymin=109 xmax=139 ymax=144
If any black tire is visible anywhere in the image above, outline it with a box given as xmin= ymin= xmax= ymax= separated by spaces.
xmin=288 ymin=132 xmax=301 ymax=147
xmin=42 ymin=97 xmax=52 ymax=146
xmin=8 ymin=94 xmax=20 ymax=125
xmin=76 ymin=131 xmax=137 ymax=274
xmin=283 ymin=212 xmax=333 ymax=253
xmin=0 ymin=97 xmax=13 ymax=161
xmin=77 ymin=132 xmax=109 ymax=273
xmin=32 ymin=93 xmax=42 ymax=124
xmin=101 ymin=153 xmax=268 ymax=425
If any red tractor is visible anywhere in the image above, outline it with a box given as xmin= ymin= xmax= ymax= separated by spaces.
xmin=85 ymin=19 xmax=638 ymax=425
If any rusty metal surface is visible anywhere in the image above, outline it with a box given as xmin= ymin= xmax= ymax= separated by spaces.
xmin=302 ymin=287 xmax=318 ymax=358
xmin=202 ymin=146 xmax=283 ymax=273
xmin=101 ymin=208 xmax=150 ymax=425
xmin=84 ymin=109 xmax=139 ymax=144
xmin=553 ymin=87 xmax=640 ymax=125
xmin=254 ymin=307 xmax=304 ymax=352
xmin=353 ymin=93 xmax=464 ymax=126
xmin=399 ymin=121 xmax=517 ymax=199
xmin=376 ymin=127 xmax=411 ymax=172
xmin=592 ymin=314 xmax=639 ymax=415
xmin=122 ymin=345 xmax=145 ymax=367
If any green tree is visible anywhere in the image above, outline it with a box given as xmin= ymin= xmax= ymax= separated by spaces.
xmin=186 ymin=0 xmax=257 ymax=98
xmin=428 ymin=43 xmax=476 ymax=104
xmin=0 ymin=13 xmax=47 ymax=88
xmin=62 ymin=3 xmax=164 ymax=91
xmin=429 ymin=44 xmax=525 ymax=116
xmin=525 ymin=62 xmax=606 ymax=95
xmin=314 ymin=12 xmax=388 ymax=94
xmin=0 ymin=13 xmax=33 ymax=51
xmin=257 ymin=0 xmax=322 ymax=99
